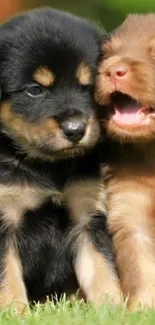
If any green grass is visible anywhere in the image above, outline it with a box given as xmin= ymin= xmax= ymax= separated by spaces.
xmin=0 ymin=297 xmax=155 ymax=325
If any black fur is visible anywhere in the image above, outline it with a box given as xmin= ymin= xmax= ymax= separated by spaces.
xmin=0 ymin=8 xmax=116 ymax=306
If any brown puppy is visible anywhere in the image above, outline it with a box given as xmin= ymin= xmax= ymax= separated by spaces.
xmin=96 ymin=14 xmax=155 ymax=310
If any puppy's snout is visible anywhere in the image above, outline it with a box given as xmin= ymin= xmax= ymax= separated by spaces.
xmin=106 ymin=63 xmax=128 ymax=80
xmin=61 ymin=119 xmax=86 ymax=143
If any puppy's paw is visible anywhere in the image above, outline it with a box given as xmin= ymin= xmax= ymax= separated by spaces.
xmin=128 ymin=290 xmax=155 ymax=311
xmin=86 ymin=281 xmax=122 ymax=306
xmin=14 ymin=302 xmax=30 ymax=315
xmin=67 ymin=289 xmax=85 ymax=302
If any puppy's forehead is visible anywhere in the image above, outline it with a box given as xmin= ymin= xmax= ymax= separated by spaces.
xmin=25 ymin=32 xmax=98 ymax=73
xmin=0 ymin=9 xmax=102 ymax=91
xmin=29 ymin=42 xmax=94 ymax=86
xmin=33 ymin=62 xmax=93 ymax=87
xmin=108 ymin=14 xmax=155 ymax=54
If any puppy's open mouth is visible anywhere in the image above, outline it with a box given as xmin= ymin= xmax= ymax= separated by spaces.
xmin=110 ymin=92 xmax=155 ymax=128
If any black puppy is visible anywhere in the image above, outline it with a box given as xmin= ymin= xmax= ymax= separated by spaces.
xmin=0 ymin=8 xmax=121 ymax=311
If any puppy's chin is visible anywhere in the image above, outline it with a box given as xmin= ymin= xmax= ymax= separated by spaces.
xmin=21 ymin=123 xmax=100 ymax=161
xmin=22 ymin=145 xmax=88 ymax=161
xmin=105 ymin=120 xmax=155 ymax=144
xmin=6 ymin=134 xmax=100 ymax=162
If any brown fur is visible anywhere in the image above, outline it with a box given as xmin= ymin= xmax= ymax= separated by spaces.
xmin=33 ymin=66 xmax=55 ymax=87
xmin=96 ymin=14 xmax=155 ymax=310
xmin=76 ymin=61 xmax=93 ymax=86
xmin=96 ymin=14 xmax=155 ymax=143
xmin=105 ymin=160 xmax=155 ymax=310
xmin=75 ymin=235 xmax=122 ymax=305
xmin=64 ymin=180 xmax=122 ymax=305
xmin=64 ymin=180 xmax=106 ymax=223
xmin=0 ymin=184 xmax=61 ymax=228
xmin=0 ymin=245 xmax=28 ymax=312
xmin=0 ymin=102 xmax=61 ymax=144
xmin=0 ymin=177 xmax=121 ymax=307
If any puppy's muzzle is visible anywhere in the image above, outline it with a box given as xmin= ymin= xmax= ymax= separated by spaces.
xmin=61 ymin=118 xmax=86 ymax=143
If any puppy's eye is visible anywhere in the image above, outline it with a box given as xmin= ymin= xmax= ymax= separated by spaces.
xmin=26 ymin=84 xmax=44 ymax=98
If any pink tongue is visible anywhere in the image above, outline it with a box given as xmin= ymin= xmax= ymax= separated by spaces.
xmin=113 ymin=105 xmax=145 ymax=125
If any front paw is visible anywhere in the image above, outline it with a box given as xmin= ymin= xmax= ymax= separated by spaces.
xmin=128 ymin=290 xmax=155 ymax=311
xmin=14 ymin=302 xmax=30 ymax=314
xmin=86 ymin=282 xmax=123 ymax=306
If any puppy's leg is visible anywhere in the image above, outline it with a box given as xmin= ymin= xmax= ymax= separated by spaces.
xmin=0 ymin=221 xmax=28 ymax=312
xmin=108 ymin=180 xmax=155 ymax=310
xmin=0 ymin=244 xmax=28 ymax=312
xmin=73 ymin=216 xmax=122 ymax=306
xmin=65 ymin=180 xmax=122 ymax=305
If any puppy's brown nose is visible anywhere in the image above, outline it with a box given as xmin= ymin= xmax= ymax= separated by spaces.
xmin=106 ymin=64 xmax=128 ymax=79
xmin=62 ymin=120 xmax=86 ymax=142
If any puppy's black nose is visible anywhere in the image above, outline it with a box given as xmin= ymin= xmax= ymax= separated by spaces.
xmin=62 ymin=120 xmax=86 ymax=142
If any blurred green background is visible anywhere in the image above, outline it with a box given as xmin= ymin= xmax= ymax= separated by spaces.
xmin=0 ymin=0 xmax=155 ymax=31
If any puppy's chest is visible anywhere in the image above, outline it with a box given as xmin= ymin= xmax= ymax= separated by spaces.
xmin=103 ymin=163 xmax=155 ymax=213
xmin=0 ymin=177 xmax=106 ymax=228
xmin=0 ymin=184 xmax=62 ymax=227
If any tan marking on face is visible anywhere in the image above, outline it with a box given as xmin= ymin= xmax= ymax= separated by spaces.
xmin=0 ymin=102 xmax=61 ymax=143
xmin=0 ymin=103 xmax=100 ymax=160
xmin=0 ymin=245 xmax=28 ymax=313
xmin=33 ymin=66 xmax=55 ymax=87
xmin=76 ymin=62 xmax=93 ymax=86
